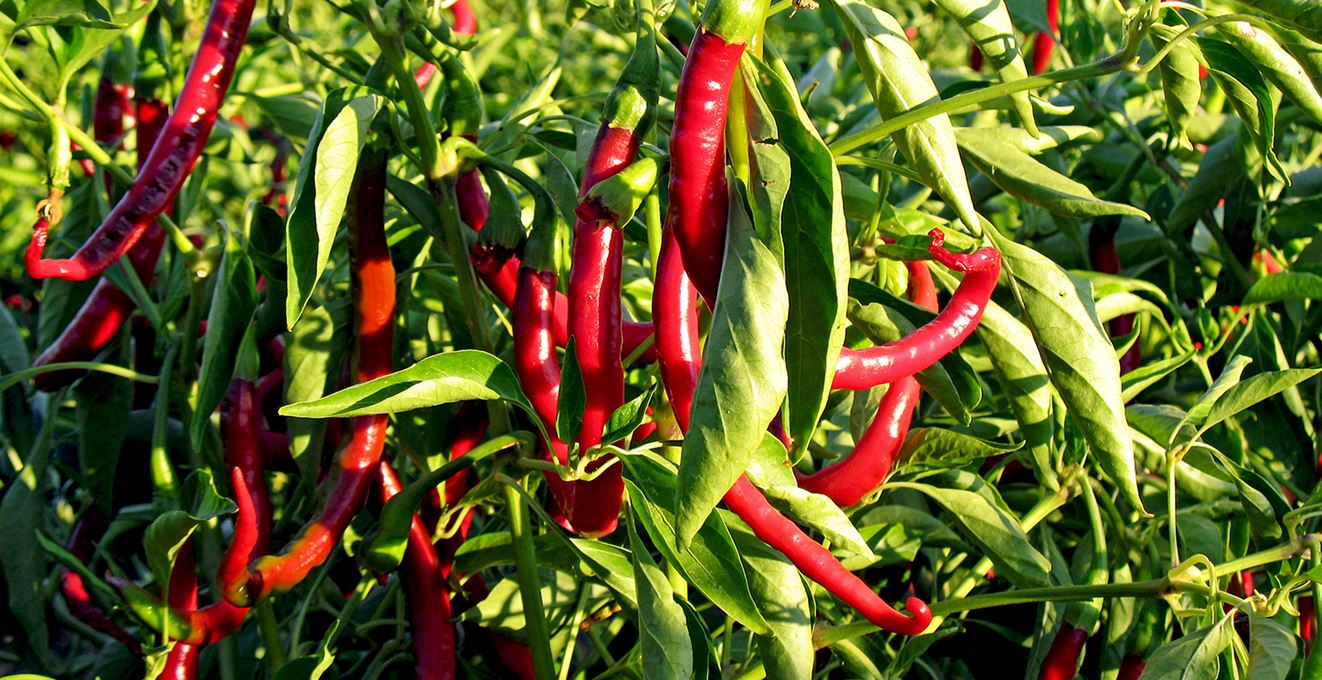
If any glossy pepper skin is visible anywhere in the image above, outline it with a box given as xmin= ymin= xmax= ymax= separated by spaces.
xmin=832 ymin=230 xmax=1001 ymax=391
xmin=1038 ymin=622 xmax=1087 ymax=680
xmin=653 ymin=233 xmax=932 ymax=636
xmin=26 ymin=0 xmax=257 ymax=281
xmin=377 ymin=462 xmax=456 ymax=680
xmin=29 ymin=92 xmax=170 ymax=392
xmin=1116 ymin=653 xmax=1145 ymax=680
xmin=799 ymin=262 xmax=934 ymax=506
xmin=667 ymin=29 xmax=749 ymax=306
xmin=162 ymin=544 xmax=201 ymax=680
xmin=229 ymin=148 xmax=395 ymax=606
xmin=562 ymin=29 xmax=658 ymax=537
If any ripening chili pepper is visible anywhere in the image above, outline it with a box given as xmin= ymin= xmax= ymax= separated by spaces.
xmin=227 ymin=147 xmax=395 ymax=606
xmin=667 ymin=0 xmax=764 ymax=306
xmin=60 ymin=510 xmax=143 ymax=654
xmin=799 ymin=262 xmax=933 ymax=506
xmin=969 ymin=44 xmax=984 ymax=71
xmin=1030 ymin=0 xmax=1059 ymax=75
xmin=1037 ymin=622 xmax=1087 ymax=680
xmin=833 ymin=230 xmax=1001 ymax=391
xmin=26 ymin=0 xmax=257 ymax=281
xmin=1090 ymin=225 xmax=1140 ymax=374
xmin=653 ymin=236 xmax=932 ymax=636
xmin=1302 ymin=596 xmax=1316 ymax=652
xmin=1116 ymin=653 xmax=1145 ymax=680
xmin=564 ymin=30 xmax=659 ymax=537
xmin=413 ymin=0 xmax=478 ymax=88
xmin=378 ymin=462 xmax=456 ymax=680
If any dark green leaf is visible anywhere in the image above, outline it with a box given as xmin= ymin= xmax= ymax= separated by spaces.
xmin=627 ymin=511 xmax=694 ymax=680
xmin=1243 ymin=272 xmax=1322 ymax=304
xmin=190 ymin=237 xmax=258 ymax=451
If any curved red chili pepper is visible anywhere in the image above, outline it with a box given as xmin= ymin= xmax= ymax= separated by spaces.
xmin=26 ymin=0 xmax=257 ymax=281
xmin=229 ymin=149 xmax=395 ymax=605
xmin=799 ymin=262 xmax=933 ymax=505
xmin=413 ymin=0 xmax=477 ymax=88
xmin=653 ymin=233 xmax=932 ymax=636
xmin=1030 ymin=0 xmax=1060 ymax=75
xmin=59 ymin=510 xmax=143 ymax=654
xmin=29 ymin=96 xmax=170 ymax=392
xmin=377 ymin=462 xmax=456 ymax=680
xmin=1302 ymin=596 xmax=1315 ymax=652
xmin=1038 ymin=622 xmax=1087 ymax=680
xmin=832 ymin=230 xmax=1001 ymax=391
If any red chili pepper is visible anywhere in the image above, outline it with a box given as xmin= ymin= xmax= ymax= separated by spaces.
xmin=667 ymin=0 xmax=763 ymax=306
xmin=1117 ymin=653 xmax=1145 ymax=680
xmin=833 ymin=230 xmax=1001 ymax=391
xmin=488 ymin=631 xmax=537 ymax=680
xmin=969 ymin=44 xmax=985 ymax=71
xmin=1030 ymin=0 xmax=1060 ymax=75
xmin=424 ymin=403 xmax=487 ymax=565
xmin=59 ymin=510 xmax=143 ymax=654
xmin=1038 ymin=622 xmax=1087 ymax=680
xmin=26 ymin=0 xmax=257 ymax=281
xmin=29 ymin=94 xmax=170 ymax=392
xmin=413 ymin=0 xmax=478 ymax=88
xmin=1303 ymin=596 xmax=1315 ymax=652
xmin=1090 ymin=226 xmax=1140 ymax=374
xmin=377 ymin=462 xmax=456 ymax=680
xmin=229 ymin=148 xmax=395 ymax=605
xmin=161 ymin=544 xmax=201 ymax=680
xmin=512 ymin=266 xmax=577 ymax=527
xmin=798 ymin=262 xmax=934 ymax=506
xmin=562 ymin=33 xmax=658 ymax=537
xmin=653 ymin=234 xmax=931 ymax=636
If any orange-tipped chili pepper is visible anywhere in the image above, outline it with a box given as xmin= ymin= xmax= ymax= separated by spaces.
xmin=227 ymin=147 xmax=394 ymax=605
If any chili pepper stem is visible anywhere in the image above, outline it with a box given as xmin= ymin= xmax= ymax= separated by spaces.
xmin=256 ymin=601 xmax=286 ymax=671
xmin=502 ymin=480 xmax=557 ymax=680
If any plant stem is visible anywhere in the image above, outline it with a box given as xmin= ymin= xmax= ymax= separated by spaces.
xmin=503 ymin=480 xmax=557 ymax=679
xmin=257 ymin=601 xmax=288 ymax=672
xmin=931 ymin=579 xmax=1182 ymax=616
xmin=829 ymin=58 xmax=1123 ymax=156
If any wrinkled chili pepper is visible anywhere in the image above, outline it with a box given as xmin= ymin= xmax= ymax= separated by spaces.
xmin=227 ymin=147 xmax=395 ymax=606
xmin=562 ymin=25 xmax=659 ymax=537
xmin=1030 ymin=0 xmax=1059 ymax=74
xmin=377 ymin=462 xmax=456 ymax=680
xmin=1037 ymin=622 xmax=1087 ymax=680
xmin=832 ymin=230 xmax=1001 ymax=391
xmin=59 ymin=509 xmax=143 ymax=654
xmin=799 ymin=262 xmax=934 ymax=506
xmin=30 ymin=64 xmax=171 ymax=392
xmin=26 ymin=0 xmax=257 ymax=281
xmin=667 ymin=0 xmax=763 ymax=306
xmin=653 ymin=228 xmax=932 ymax=636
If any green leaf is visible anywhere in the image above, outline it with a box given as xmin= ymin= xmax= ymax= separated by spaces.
xmin=557 ymin=338 xmax=585 ymax=446
xmin=1243 ymin=271 xmax=1322 ymax=304
xmin=899 ymin=427 xmax=1022 ymax=469
xmin=1200 ymin=38 xmax=1287 ymax=181
xmin=760 ymin=485 xmax=875 ymax=560
xmin=1140 ymin=615 xmax=1235 ymax=680
xmin=0 ymin=410 xmax=56 ymax=666
xmin=748 ymin=53 xmax=849 ymax=459
xmin=1183 ymin=355 xmax=1254 ymax=434
xmin=280 ymin=350 xmax=536 ymax=423
xmin=142 ymin=470 xmax=235 ymax=587
xmin=676 ymin=193 xmax=788 ymax=547
xmin=974 ymin=299 xmax=1053 ymax=449
xmin=990 ymin=230 xmax=1143 ymax=513
xmin=18 ymin=0 xmax=148 ymax=30
xmin=190 ymin=237 xmax=258 ymax=451
xmin=928 ymin=0 xmax=1036 ymax=132
xmin=956 ymin=129 xmax=1149 ymax=218
xmin=623 ymin=453 xmax=771 ymax=635
xmin=891 ymin=477 xmax=1051 ymax=588
xmin=1246 ymin=614 xmax=1296 ymax=680
xmin=74 ymin=369 xmax=130 ymax=510
xmin=1198 ymin=367 xmax=1322 ymax=437
xmin=0 ymin=304 xmax=30 ymax=373
xmin=284 ymin=301 xmax=350 ymax=480
xmin=286 ymin=89 xmax=383 ymax=328
xmin=1217 ymin=21 xmax=1322 ymax=127
xmin=600 ymin=384 xmax=656 ymax=445
xmin=627 ymin=511 xmax=694 ymax=680
xmin=1121 ymin=350 xmax=1195 ymax=403
xmin=727 ymin=520 xmax=814 ymax=680
xmin=829 ymin=0 xmax=981 ymax=230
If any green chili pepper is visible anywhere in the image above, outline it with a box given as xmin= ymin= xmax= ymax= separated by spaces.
xmin=1218 ymin=21 xmax=1322 ymax=126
